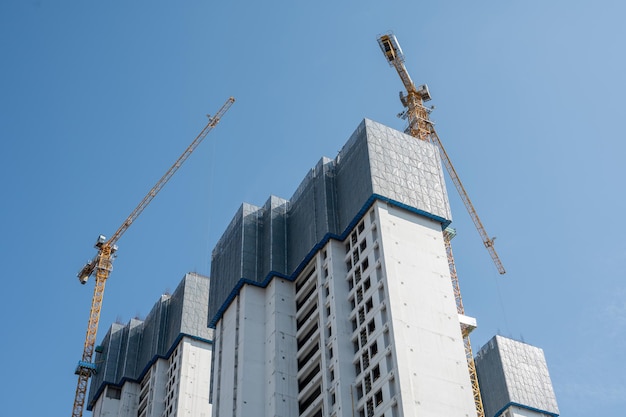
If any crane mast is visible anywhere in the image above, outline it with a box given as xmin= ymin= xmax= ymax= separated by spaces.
xmin=377 ymin=32 xmax=505 ymax=417
xmin=71 ymin=97 xmax=235 ymax=417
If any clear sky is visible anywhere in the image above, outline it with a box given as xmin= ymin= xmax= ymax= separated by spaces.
xmin=1 ymin=1 xmax=624 ymax=416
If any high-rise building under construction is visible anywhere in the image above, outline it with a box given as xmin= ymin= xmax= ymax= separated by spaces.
xmin=86 ymin=118 xmax=559 ymax=417
xmin=87 ymin=273 xmax=213 ymax=417
xmin=208 ymin=119 xmax=479 ymax=417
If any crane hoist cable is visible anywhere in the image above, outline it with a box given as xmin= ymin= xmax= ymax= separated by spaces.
xmin=71 ymin=97 xmax=235 ymax=417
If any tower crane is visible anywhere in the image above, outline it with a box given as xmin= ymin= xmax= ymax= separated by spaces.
xmin=377 ymin=33 xmax=505 ymax=417
xmin=377 ymin=33 xmax=505 ymax=275
xmin=71 ymin=97 xmax=235 ymax=417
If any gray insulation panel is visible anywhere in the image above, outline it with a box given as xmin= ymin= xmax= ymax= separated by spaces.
xmin=208 ymin=118 xmax=451 ymax=323
xmin=475 ymin=335 xmax=560 ymax=417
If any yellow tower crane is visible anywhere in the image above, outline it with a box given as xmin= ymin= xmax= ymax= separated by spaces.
xmin=377 ymin=33 xmax=505 ymax=417
xmin=71 ymin=97 xmax=235 ymax=417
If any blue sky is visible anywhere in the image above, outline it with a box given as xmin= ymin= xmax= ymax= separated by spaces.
xmin=1 ymin=1 xmax=624 ymax=416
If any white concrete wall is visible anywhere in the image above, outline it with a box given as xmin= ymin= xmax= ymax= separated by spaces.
xmin=118 ymin=384 xmax=140 ymax=417
xmin=91 ymin=382 xmax=141 ymax=417
xmin=212 ymin=280 xmax=299 ymax=417
xmin=376 ymin=201 xmax=477 ymax=417
xmin=91 ymin=391 xmax=119 ymax=417
xmin=236 ymin=285 xmax=267 ymax=416
xmin=212 ymin=285 xmax=268 ymax=417
xmin=264 ymin=278 xmax=298 ymax=417
xmin=212 ymin=300 xmax=237 ymax=417
xmin=147 ymin=359 xmax=168 ymax=417
xmin=175 ymin=337 xmax=212 ymax=417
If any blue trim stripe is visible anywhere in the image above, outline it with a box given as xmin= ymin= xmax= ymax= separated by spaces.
xmin=208 ymin=194 xmax=451 ymax=328
xmin=493 ymin=402 xmax=559 ymax=417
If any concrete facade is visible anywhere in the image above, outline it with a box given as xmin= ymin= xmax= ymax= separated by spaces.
xmin=88 ymin=273 xmax=213 ymax=417
xmin=209 ymin=120 xmax=477 ymax=417
xmin=475 ymin=335 xmax=559 ymax=417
